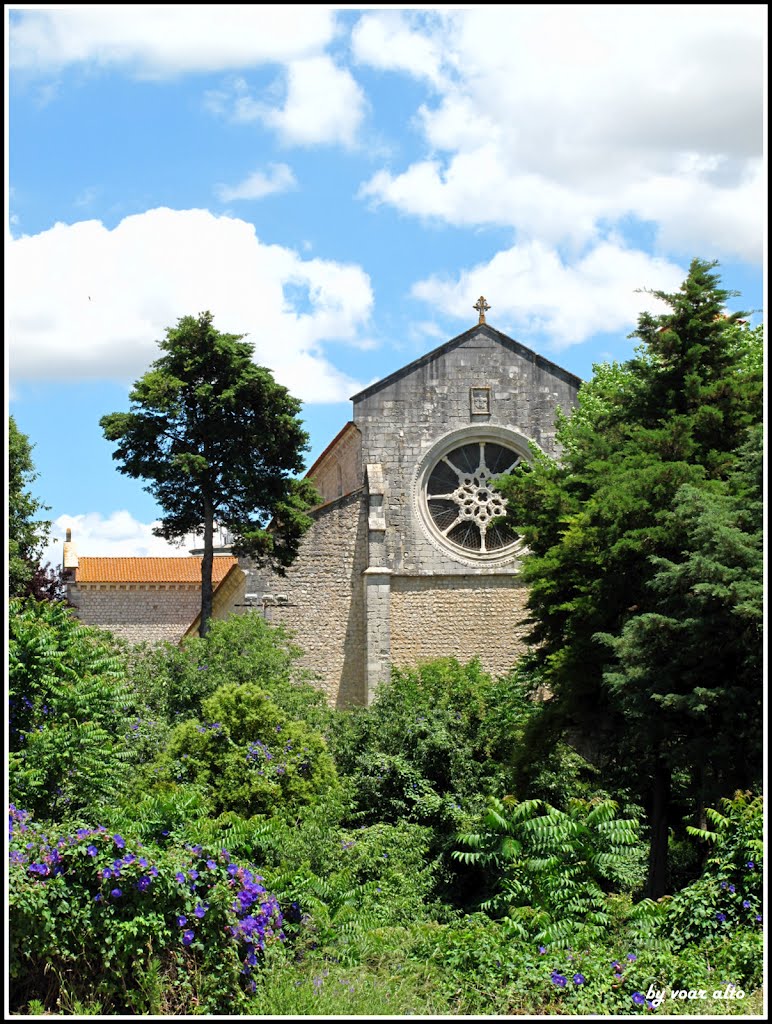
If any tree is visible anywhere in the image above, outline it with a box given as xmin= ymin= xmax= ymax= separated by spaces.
xmin=8 ymin=416 xmax=52 ymax=599
xmin=498 ymin=260 xmax=762 ymax=897
xmin=100 ymin=312 xmax=318 ymax=636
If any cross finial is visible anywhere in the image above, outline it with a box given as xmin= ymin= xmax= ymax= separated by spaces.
xmin=474 ymin=295 xmax=490 ymax=324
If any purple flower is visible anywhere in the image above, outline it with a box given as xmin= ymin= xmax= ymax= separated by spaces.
xmin=632 ymin=992 xmax=645 ymax=1006
xmin=94 ymin=893 xmax=103 ymax=902
xmin=729 ymin=884 xmax=735 ymax=893
xmin=755 ymin=914 xmax=762 ymax=923
xmin=720 ymin=881 xmax=727 ymax=889
xmin=189 ymin=870 xmax=199 ymax=880
xmin=627 ymin=953 xmax=637 ymax=962
xmin=573 ymin=974 xmax=586 ymax=986
xmin=551 ymin=971 xmax=567 ymax=988
xmin=538 ymin=945 xmax=547 ymax=954
xmin=716 ymin=912 xmax=727 ymax=922
xmin=182 ymin=929 xmax=195 ymax=946
xmin=177 ymin=915 xmax=187 ymax=927
xmin=139 ymin=857 xmax=148 ymax=868
xmin=175 ymin=872 xmax=186 ymax=884
xmin=102 ymin=868 xmax=113 ymax=879
xmin=86 ymin=845 xmax=98 ymax=857
xmin=110 ymin=888 xmax=122 ymax=899
xmin=194 ymin=904 xmax=208 ymax=918
xmin=743 ymin=900 xmax=751 ymax=909
xmin=206 ymin=859 xmax=217 ymax=870
xmin=137 ymin=876 xmax=151 ymax=891
xmin=113 ymin=835 xmax=125 ymax=849
xmin=746 ymin=861 xmax=754 ymax=869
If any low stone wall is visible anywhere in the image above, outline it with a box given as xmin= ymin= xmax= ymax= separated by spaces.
xmin=68 ymin=584 xmax=202 ymax=646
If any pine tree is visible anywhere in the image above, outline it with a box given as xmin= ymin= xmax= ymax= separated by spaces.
xmin=499 ymin=260 xmax=763 ymax=896
xmin=100 ymin=312 xmax=318 ymax=636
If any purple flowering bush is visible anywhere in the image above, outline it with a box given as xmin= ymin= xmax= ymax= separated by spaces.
xmin=8 ymin=805 xmax=285 ymax=1014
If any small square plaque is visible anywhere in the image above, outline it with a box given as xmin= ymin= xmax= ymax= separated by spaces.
xmin=470 ymin=386 xmax=491 ymax=416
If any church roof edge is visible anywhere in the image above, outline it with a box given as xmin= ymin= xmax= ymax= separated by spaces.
xmin=349 ymin=323 xmax=583 ymax=404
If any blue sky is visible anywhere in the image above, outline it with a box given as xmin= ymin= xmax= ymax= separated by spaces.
xmin=6 ymin=5 xmax=765 ymax=566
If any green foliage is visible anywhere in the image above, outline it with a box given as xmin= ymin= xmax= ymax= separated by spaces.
xmin=455 ymin=795 xmax=646 ymax=944
xmin=99 ymin=310 xmax=318 ymax=636
xmin=8 ymin=599 xmax=132 ymax=821
xmin=142 ymin=680 xmax=339 ymax=817
xmin=8 ymin=809 xmax=284 ymax=1014
xmin=338 ymin=658 xmax=525 ymax=826
xmin=598 ymin=424 xmax=763 ymax=794
xmin=8 ymin=416 xmax=52 ymax=598
xmin=665 ymin=792 xmax=763 ymax=946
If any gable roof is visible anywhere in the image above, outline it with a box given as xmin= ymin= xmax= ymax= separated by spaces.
xmin=75 ymin=556 xmax=237 ymax=584
xmin=350 ymin=322 xmax=582 ymax=404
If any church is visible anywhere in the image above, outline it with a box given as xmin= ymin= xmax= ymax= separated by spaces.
xmin=63 ymin=301 xmax=581 ymax=706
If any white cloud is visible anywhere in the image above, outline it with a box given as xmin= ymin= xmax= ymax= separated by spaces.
xmin=264 ymin=57 xmax=366 ymax=147
xmin=42 ymin=511 xmax=196 ymax=567
xmin=8 ymin=207 xmax=373 ymax=402
xmin=10 ymin=6 xmax=337 ymax=76
xmin=204 ymin=57 xmax=366 ymax=148
xmin=215 ymin=163 xmax=297 ymax=202
xmin=354 ymin=7 xmax=764 ymax=262
xmin=412 ymin=241 xmax=686 ymax=350
xmin=351 ymin=10 xmax=449 ymax=88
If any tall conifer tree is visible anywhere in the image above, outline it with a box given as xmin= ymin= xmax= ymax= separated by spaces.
xmin=499 ymin=260 xmax=763 ymax=896
xmin=101 ymin=312 xmax=318 ymax=637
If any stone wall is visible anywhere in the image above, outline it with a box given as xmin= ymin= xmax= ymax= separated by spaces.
xmin=243 ymin=489 xmax=369 ymax=707
xmin=390 ymin=574 xmax=531 ymax=678
xmin=68 ymin=584 xmax=202 ymax=646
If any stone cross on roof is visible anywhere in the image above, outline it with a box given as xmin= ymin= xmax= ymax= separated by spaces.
xmin=474 ymin=296 xmax=490 ymax=324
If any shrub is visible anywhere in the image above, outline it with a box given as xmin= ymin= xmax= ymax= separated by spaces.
xmin=8 ymin=805 xmax=284 ymax=1013
xmin=140 ymin=681 xmax=339 ymax=817
xmin=8 ymin=599 xmax=132 ymax=821
xmin=664 ymin=791 xmax=763 ymax=946
xmin=455 ymin=794 xmax=646 ymax=944
xmin=335 ymin=659 xmax=531 ymax=852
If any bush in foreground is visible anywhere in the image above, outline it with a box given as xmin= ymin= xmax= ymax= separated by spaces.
xmin=8 ymin=806 xmax=284 ymax=1014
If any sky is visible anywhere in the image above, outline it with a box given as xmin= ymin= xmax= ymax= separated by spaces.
xmin=6 ymin=4 xmax=766 ymax=569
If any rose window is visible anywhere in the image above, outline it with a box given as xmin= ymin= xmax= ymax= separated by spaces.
xmin=424 ymin=440 xmax=521 ymax=554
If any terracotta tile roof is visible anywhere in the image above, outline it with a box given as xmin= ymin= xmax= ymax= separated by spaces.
xmin=75 ymin=556 xmax=237 ymax=584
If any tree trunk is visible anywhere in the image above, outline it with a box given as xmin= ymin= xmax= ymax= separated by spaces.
xmin=199 ymin=500 xmax=214 ymax=638
xmin=646 ymin=753 xmax=671 ymax=899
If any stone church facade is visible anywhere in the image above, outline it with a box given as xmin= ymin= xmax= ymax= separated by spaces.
xmin=63 ymin=309 xmax=581 ymax=707
xmin=227 ymin=312 xmax=581 ymax=706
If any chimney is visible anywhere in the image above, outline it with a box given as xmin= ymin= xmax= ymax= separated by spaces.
xmin=62 ymin=528 xmax=79 ymax=575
